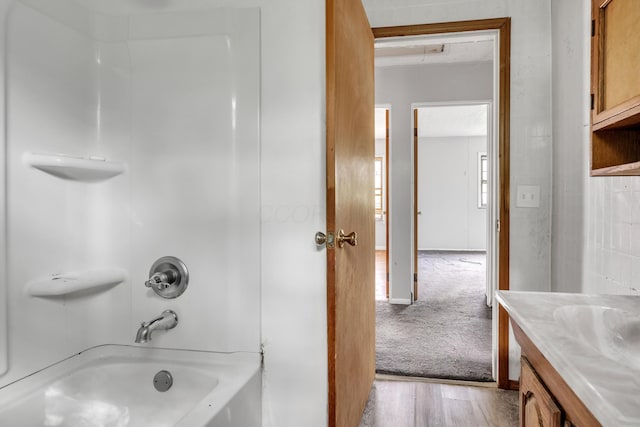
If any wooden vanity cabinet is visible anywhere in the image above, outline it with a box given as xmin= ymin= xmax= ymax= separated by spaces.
xmin=590 ymin=0 xmax=640 ymax=176
xmin=511 ymin=321 xmax=601 ymax=427
xmin=520 ymin=358 xmax=562 ymax=427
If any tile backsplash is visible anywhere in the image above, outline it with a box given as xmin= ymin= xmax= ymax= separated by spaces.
xmin=586 ymin=176 xmax=640 ymax=295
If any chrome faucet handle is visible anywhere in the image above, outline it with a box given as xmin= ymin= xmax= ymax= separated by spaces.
xmin=145 ymin=270 xmax=176 ymax=291
xmin=145 ymin=257 xmax=189 ymax=299
xmin=144 ymin=273 xmax=167 ymax=290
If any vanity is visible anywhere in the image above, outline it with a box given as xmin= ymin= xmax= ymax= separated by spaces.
xmin=497 ymin=291 xmax=640 ymax=427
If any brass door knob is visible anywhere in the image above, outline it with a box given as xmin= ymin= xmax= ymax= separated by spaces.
xmin=337 ymin=229 xmax=357 ymax=248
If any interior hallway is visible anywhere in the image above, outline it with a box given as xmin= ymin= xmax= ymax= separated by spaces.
xmin=375 ymin=251 xmax=492 ymax=381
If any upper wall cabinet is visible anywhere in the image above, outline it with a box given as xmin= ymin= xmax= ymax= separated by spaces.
xmin=591 ymin=0 xmax=640 ymax=176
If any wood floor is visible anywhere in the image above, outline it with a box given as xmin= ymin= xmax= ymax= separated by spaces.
xmin=359 ymin=378 xmax=519 ymax=427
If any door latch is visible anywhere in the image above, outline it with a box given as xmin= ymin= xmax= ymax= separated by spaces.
xmin=315 ymin=231 xmax=336 ymax=248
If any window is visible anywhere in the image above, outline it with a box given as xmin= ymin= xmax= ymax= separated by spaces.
xmin=478 ymin=153 xmax=488 ymax=208
xmin=375 ymin=156 xmax=383 ymax=219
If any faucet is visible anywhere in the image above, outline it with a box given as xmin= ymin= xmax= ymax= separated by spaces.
xmin=135 ymin=310 xmax=178 ymax=343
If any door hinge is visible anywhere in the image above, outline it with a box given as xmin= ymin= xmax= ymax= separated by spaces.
xmin=386 ymin=272 xmax=389 ymax=282
xmin=496 ymin=219 xmax=501 ymax=233
xmin=591 ymin=19 xmax=595 ymax=37
xmin=590 ymin=93 xmax=594 ymax=111
xmin=413 ymin=273 xmax=417 ymax=283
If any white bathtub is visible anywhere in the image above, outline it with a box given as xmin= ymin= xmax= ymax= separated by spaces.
xmin=0 ymin=345 xmax=261 ymax=427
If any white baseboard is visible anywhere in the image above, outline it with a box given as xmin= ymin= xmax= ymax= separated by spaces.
xmin=375 ymin=246 xmax=387 ymax=251
xmin=389 ymin=298 xmax=411 ymax=305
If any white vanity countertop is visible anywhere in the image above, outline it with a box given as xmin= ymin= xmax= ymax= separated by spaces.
xmin=496 ymin=290 xmax=640 ymax=427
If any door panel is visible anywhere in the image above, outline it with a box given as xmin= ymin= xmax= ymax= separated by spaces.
xmin=413 ymin=108 xmax=419 ymax=301
xmin=385 ymin=109 xmax=390 ymax=299
xmin=326 ymin=0 xmax=375 ymax=425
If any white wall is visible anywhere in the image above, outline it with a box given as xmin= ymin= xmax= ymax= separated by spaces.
xmin=0 ymin=0 xmax=9 ymax=377
xmin=375 ymin=61 xmax=493 ymax=302
xmin=258 ymin=1 xmax=327 ymax=426
xmin=418 ymin=136 xmax=487 ymax=250
xmin=551 ymin=0 xmax=640 ymax=297
xmin=5 ymin=2 xmax=119 ymax=385
xmin=550 ymin=0 xmax=589 ymax=293
xmin=127 ymin=10 xmax=261 ymax=354
xmin=366 ymin=0 xmax=553 ymax=381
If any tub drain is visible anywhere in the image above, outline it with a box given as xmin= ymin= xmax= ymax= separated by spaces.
xmin=153 ymin=370 xmax=173 ymax=392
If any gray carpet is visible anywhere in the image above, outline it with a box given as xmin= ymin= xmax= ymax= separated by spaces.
xmin=376 ymin=251 xmax=492 ymax=382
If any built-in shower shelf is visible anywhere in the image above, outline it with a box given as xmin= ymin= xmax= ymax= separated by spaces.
xmin=24 ymin=152 xmax=125 ymax=182
xmin=26 ymin=269 xmax=127 ymax=297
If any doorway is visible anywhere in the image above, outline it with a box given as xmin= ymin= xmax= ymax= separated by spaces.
xmin=374 ymin=106 xmax=390 ymax=301
xmin=372 ymin=18 xmax=511 ymax=387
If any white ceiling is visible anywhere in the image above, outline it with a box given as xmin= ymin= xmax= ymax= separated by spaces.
xmin=374 ymin=33 xmax=493 ymax=138
xmin=374 ymin=33 xmax=494 ymax=67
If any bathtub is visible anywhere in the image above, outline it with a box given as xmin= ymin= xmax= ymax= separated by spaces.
xmin=0 ymin=345 xmax=261 ymax=427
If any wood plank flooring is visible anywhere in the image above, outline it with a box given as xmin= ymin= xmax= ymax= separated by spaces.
xmin=359 ymin=378 xmax=519 ymax=427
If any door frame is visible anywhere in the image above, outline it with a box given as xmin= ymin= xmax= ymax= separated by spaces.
xmin=372 ymin=18 xmax=512 ymax=389
xmin=375 ymin=104 xmax=392 ymax=299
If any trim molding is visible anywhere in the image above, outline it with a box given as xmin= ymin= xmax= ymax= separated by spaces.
xmin=389 ymin=298 xmax=411 ymax=305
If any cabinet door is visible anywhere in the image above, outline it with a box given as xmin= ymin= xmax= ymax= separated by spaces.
xmin=590 ymin=0 xmax=640 ymax=175
xmin=592 ymin=0 xmax=640 ymax=124
xmin=520 ymin=358 xmax=563 ymax=427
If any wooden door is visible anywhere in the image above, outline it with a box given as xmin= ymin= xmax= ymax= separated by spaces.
xmin=326 ymin=0 xmax=375 ymax=426
xmin=413 ymin=108 xmax=419 ymax=301
xmin=385 ymin=109 xmax=390 ymax=299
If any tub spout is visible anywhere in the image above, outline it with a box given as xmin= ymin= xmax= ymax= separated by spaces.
xmin=135 ymin=310 xmax=178 ymax=343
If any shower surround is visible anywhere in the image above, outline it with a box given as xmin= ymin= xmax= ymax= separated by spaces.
xmin=0 ymin=1 xmax=262 ymax=424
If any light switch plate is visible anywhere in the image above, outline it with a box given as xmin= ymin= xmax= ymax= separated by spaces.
xmin=516 ymin=185 xmax=540 ymax=208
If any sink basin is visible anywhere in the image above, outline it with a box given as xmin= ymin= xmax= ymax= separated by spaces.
xmin=553 ymin=305 xmax=640 ymax=371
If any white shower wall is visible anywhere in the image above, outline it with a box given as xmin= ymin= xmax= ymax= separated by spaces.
xmin=1 ymin=0 xmax=261 ymax=387
xmin=4 ymin=2 xmax=131 ymax=385
xmin=127 ymin=10 xmax=261 ymax=353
